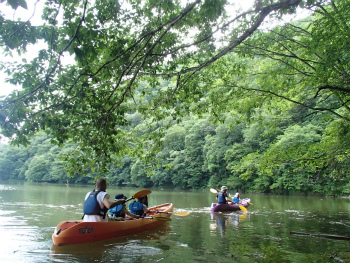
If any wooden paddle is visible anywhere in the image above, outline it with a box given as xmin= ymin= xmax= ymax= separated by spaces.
xmin=125 ymin=189 xmax=152 ymax=202
xmin=210 ymin=188 xmax=219 ymax=194
xmin=210 ymin=188 xmax=247 ymax=212
xmin=155 ymin=211 xmax=190 ymax=216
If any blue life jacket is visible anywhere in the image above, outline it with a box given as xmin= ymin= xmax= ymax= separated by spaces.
xmin=83 ymin=190 xmax=107 ymax=219
xmin=232 ymin=197 xmax=239 ymax=204
xmin=129 ymin=201 xmax=144 ymax=216
xmin=217 ymin=191 xmax=227 ymax=204
xmin=109 ymin=204 xmax=125 ymax=218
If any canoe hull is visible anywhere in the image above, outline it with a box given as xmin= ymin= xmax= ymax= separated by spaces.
xmin=52 ymin=203 xmax=173 ymax=246
xmin=211 ymin=198 xmax=250 ymax=212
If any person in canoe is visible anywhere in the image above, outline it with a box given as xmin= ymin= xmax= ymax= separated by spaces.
xmin=83 ymin=178 xmax=126 ymax=222
xmin=109 ymin=194 xmax=140 ymax=220
xmin=231 ymin=192 xmax=240 ymax=204
xmin=129 ymin=195 xmax=151 ymax=216
xmin=216 ymin=186 xmax=230 ymax=204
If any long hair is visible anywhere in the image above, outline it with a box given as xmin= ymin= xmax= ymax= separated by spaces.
xmin=137 ymin=196 xmax=148 ymax=207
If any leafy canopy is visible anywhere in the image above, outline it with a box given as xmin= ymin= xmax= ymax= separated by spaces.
xmin=0 ymin=0 xmax=330 ymax=174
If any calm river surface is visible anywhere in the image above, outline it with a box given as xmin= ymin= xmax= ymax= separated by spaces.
xmin=0 ymin=181 xmax=349 ymax=263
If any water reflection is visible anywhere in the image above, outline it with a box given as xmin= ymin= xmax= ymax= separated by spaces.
xmin=0 ymin=209 xmax=50 ymax=262
xmin=1 ymin=182 xmax=350 ymax=263
xmin=210 ymin=212 xmax=248 ymax=236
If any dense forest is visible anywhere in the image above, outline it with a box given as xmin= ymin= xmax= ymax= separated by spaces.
xmin=1 ymin=97 xmax=349 ymax=196
xmin=1 ymin=0 xmax=350 ymax=196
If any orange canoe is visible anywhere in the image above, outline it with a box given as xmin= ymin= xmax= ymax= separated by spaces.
xmin=52 ymin=203 xmax=173 ymax=246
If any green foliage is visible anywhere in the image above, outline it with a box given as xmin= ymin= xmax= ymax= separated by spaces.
xmin=1 ymin=0 xmax=350 ymax=196
xmin=0 ymin=0 xmax=320 ymax=174
xmin=0 ymin=104 xmax=349 ymax=194
xmin=24 ymin=155 xmax=50 ymax=182
xmin=5 ymin=0 xmax=27 ymax=10
xmin=130 ymin=160 xmax=153 ymax=188
xmin=260 ymin=244 xmax=290 ymax=263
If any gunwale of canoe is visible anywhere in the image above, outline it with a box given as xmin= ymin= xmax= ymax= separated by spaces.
xmin=52 ymin=202 xmax=173 ymax=246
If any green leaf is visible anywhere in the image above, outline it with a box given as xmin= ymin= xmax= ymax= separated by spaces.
xmin=17 ymin=0 xmax=27 ymax=9
xmin=6 ymin=0 xmax=27 ymax=10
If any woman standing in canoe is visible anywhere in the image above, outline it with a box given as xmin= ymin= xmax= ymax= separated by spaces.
xmin=83 ymin=178 xmax=126 ymax=222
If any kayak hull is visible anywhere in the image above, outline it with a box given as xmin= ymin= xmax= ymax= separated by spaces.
xmin=52 ymin=203 xmax=173 ymax=246
xmin=211 ymin=198 xmax=251 ymax=212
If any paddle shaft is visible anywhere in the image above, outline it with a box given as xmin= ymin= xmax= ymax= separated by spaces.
xmin=124 ymin=189 xmax=152 ymax=202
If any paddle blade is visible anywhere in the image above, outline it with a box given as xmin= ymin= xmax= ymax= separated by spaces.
xmin=210 ymin=188 xmax=218 ymax=194
xmin=133 ymin=189 xmax=152 ymax=199
xmin=172 ymin=211 xmax=190 ymax=217
xmin=239 ymin=213 xmax=247 ymax=221
xmin=239 ymin=205 xmax=247 ymax=212
xmin=154 ymin=211 xmax=190 ymax=217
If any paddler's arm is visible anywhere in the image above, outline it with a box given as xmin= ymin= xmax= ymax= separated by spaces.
xmin=125 ymin=209 xmax=140 ymax=218
xmin=103 ymin=194 xmax=126 ymax=209
xmin=143 ymin=205 xmax=150 ymax=213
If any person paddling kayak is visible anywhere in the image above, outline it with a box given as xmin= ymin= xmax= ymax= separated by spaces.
xmin=109 ymin=194 xmax=140 ymax=220
xmin=83 ymin=178 xmax=126 ymax=222
xmin=231 ymin=192 xmax=240 ymax=204
xmin=129 ymin=195 xmax=151 ymax=216
xmin=216 ymin=186 xmax=230 ymax=204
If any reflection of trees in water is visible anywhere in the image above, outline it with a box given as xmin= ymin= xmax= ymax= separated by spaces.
xmin=229 ymin=242 xmax=291 ymax=263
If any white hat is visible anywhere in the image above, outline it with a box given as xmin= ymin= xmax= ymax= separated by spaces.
xmin=234 ymin=192 xmax=239 ymax=198
xmin=221 ymin=186 xmax=228 ymax=191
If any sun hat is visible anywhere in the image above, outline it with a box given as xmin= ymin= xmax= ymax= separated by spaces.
xmin=221 ymin=186 xmax=228 ymax=191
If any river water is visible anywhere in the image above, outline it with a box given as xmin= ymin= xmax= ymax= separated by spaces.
xmin=0 ymin=181 xmax=349 ymax=263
